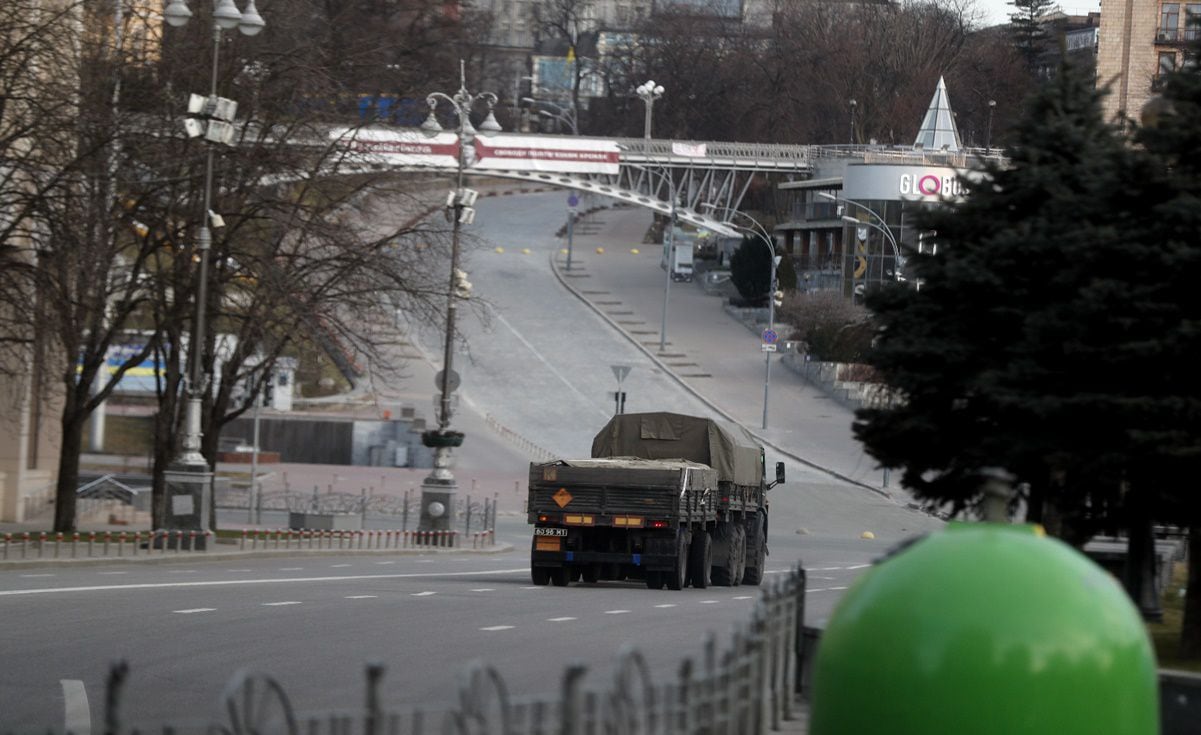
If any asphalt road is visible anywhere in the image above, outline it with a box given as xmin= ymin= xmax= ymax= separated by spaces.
xmin=0 ymin=190 xmax=938 ymax=732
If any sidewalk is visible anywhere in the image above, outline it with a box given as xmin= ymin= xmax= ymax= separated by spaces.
xmin=551 ymin=205 xmax=914 ymax=501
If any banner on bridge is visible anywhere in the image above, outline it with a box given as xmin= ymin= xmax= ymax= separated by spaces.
xmin=471 ymin=135 xmax=620 ymax=175
xmin=330 ymin=128 xmax=460 ymax=168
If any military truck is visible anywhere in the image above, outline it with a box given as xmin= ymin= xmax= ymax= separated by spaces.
xmin=528 ymin=412 xmax=784 ymax=590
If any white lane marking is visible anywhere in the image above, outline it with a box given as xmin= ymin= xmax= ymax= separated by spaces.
xmin=654 ymin=604 xmax=676 ymax=608
xmin=808 ymin=567 xmax=847 ymax=572
xmin=20 ymin=574 xmax=55 ymax=578
xmin=0 ymin=568 xmax=531 ymax=597
xmin=345 ymin=595 xmax=377 ymax=599
xmin=471 ymin=588 xmax=496 ymax=592
xmin=226 ymin=569 xmax=252 ymax=573
xmin=173 ymin=608 xmax=216 ymax=614
xmin=376 ymin=561 xmax=396 ymax=565
xmin=168 ymin=570 xmax=198 ymax=574
xmin=699 ymin=600 xmax=718 ymax=604
xmin=829 ymin=586 xmax=849 ymax=590
xmin=520 ymin=586 xmax=544 ymax=590
xmin=547 ymin=617 xmax=576 ymax=622
xmin=411 ymin=591 xmax=436 ymax=597
xmin=733 ymin=596 xmax=753 ymax=600
xmin=330 ymin=564 xmax=351 ymax=568
xmin=845 ymin=564 xmax=871 ymax=570
xmin=263 ymin=601 xmax=302 ymax=606
xmin=604 ymin=610 xmax=630 ymax=615
xmin=489 ymin=307 xmax=608 ymax=419
xmin=808 ymin=588 xmax=828 ymax=593
xmin=97 ymin=572 xmax=127 ymax=576
xmin=480 ymin=625 xmax=514 ymax=631
xmin=60 ymin=680 xmax=90 ymax=735
xmin=280 ymin=567 xmax=304 ymax=571
xmin=417 ymin=560 xmax=434 ymax=564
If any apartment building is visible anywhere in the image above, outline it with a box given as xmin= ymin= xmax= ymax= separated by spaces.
xmin=1098 ymin=0 xmax=1199 ymax=123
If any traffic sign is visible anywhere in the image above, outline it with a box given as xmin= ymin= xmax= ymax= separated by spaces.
xmin=568 ymin=193 xmax=580 ymax=208
xmin=762 ymin=329 xmax=778 ymax=344
xmin=761 ymin=344 xmax=778 ymax=352
xmin=434 ymin=369 xmax=460 ymax=393
xmin=611 ymin=364 xmax=631 ymax=384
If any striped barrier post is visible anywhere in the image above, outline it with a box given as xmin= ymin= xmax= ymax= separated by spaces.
xmin=189 ymin=531 xmax=196 ymax=551
xmin=88 ymin=532 xmax=95 ymax=557
xmin=103 ymin=532 xmax=111 ymax=556
xmin=55 ymin=532 xmax=63 ymax=559
xmin=403 ymin=531 xmax=410 ymax=548
xmin=241 ymin=530 xmax=247 ymax=550
xmin=3 ymin=533 xmax=9 ymax=560
xmin=118 ymin=532 xmax=125 ymax=557
xmin=39 ymin=532 xmax=46 ymax=559
xmin=22 ymin=532 xmax=29 ymax=559
xmin=132 ymin=531 xmax=139 ymax=556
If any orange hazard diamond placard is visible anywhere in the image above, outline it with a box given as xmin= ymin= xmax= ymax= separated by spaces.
xmin=553 ymin=488 xmax=573 ymax=508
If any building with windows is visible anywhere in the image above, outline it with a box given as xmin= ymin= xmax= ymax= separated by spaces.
xmin=1097 ymin=0 xmax=1199 ymax=123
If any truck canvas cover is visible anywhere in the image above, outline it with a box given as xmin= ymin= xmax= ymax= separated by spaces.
xmin=590 ymin=412 xmax=763 ymax=486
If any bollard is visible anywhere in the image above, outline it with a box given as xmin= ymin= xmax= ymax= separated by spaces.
xmin=103 ymin=532 xmax=111 ymax=556
xmin=55 ymin=532 xmax=62 ymax=559
xmin=133 ymin=531 xmax=141 ymax=556
xmin=402 ymin=531 xmax=410 ymax=548
xmin=241 ymin=529 xmax=247 ymax=550
xmin=2 ymin=532 xmax=8 ymax=560
xmin=39 ymin=532 xmax=46 ymax=559
xmin=23 ymin=532 xmax=29 ymax=559
xmin=118 ymin=532 xmax=125 ymax=557
xmin=189 ymin=530 xmax=196 ymax=551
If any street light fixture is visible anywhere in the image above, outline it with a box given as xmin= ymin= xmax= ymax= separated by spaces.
xmin=165 ymin=0 xmax=265 ymax=544
xmin=417 ymin=61 xmax=500 ymax=538
xmin=848 ymin=98 xmax=857 ymax=145
xmin=702 ymin=205 xmax=779 ymax=430
xmin=636 ymin=80 xmax=664 ymax=140
xmin=521 ymin=97 xmax=579 ymax=135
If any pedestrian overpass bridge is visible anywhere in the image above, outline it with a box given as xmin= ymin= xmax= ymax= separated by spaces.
xmin=324 ymin=127 xmax=819 ymax=236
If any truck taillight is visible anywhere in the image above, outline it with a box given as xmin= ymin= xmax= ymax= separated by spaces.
xmin=538 ymin=514 xmax=549 ymax=522
xmin=650 ymin=520 xmax=669 ymax=529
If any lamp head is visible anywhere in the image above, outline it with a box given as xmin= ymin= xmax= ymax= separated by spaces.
xmin=213 ymin=0 xmax=243 ymax=30
xmin=163 ymin=0 xmax=192 ymax=26
xmin=478 ymin=109 xmax=502 ymax=134
xmin=238 ymin=0 xmax=265 ymax=35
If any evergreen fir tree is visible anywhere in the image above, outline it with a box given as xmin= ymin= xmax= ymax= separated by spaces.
xmin=1008 ymin=0 xmax=1057 ymax=73
xmin=854 ymin=57 xmax=1161 ymax=533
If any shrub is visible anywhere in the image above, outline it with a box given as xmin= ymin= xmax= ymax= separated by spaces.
xmin=777 ymin=290 xmax=874 ymax=362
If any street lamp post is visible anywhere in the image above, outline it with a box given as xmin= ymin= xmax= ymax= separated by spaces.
xmin=163 ymin=0 xmax=264 ymax=544
xmin=848 ymin=98 xmax=857 ymax=145
xmin=703 ymin=205 xmax=778 ymax=429
xmin=986 ymin=99 xmax=997 ymax=154
xmin=636 ymin=80 xmax=664 ymax=140
xmin=819 ymin=192 xmax=903 ymax=294
xmin=521 ymin=97 xmax=578 ymax=135
xmin=417 ymin=62 xmax=500 ymax=538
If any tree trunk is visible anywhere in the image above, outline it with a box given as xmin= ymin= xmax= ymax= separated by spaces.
xmin=1124 ymin=490 xmax=1163 ymax=622
xmin=1181 ymin=525 xmax=1201 ymax=659
xmin=53 ymin=410 xmax=87 ymax=533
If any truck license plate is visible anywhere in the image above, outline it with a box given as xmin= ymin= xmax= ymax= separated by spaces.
xmin=534 ymin=528 xmax=567 ymax=537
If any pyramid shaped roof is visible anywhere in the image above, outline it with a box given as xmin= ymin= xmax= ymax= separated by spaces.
xmin=913 ymin=76 xmax=962 ymax=152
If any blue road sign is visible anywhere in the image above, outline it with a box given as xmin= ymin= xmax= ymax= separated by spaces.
xmin=568 ymin=193 xmax=580 ymax=208
xmin=762 ymin=329 xmax=778 ymax=344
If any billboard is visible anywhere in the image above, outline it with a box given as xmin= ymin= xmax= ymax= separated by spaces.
xmin=330 ymin=128 xmax=460 ymax=168
xmin=472 ymin=135 xmax=621 ymax=175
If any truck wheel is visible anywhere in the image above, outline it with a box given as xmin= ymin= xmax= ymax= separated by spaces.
xmin=732 ymin=524 xmax=747 ymax=585
xmin=667 ymin=534 xmax=688 ymax=591
xmin=689 ymin=530 xmax=712 ymax=589
xmin=531 ymin=566 xmax=550 ymax=586
xmin=645 ymin=571 xmax=664 ymax=590
xmin=550 ymin=567 xmax=570 ymax=587
xmin=710 ymin=521 xmax=737 ymax=586
xmin=582 ymin=564 xmax=600 ymax=584
xmin=742 ymin=512 xmax=767 ymax=586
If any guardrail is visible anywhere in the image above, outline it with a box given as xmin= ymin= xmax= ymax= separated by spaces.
xmin=40 ymin=568 xmax=807 ymax=735
xmin=1 ymin=530 xmax=212 ymax=559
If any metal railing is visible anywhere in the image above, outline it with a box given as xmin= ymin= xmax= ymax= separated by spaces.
xmin=1 ymin=530 xmax=212 ymax=559
xmin=50 ymin=567 xmax=807 ymax=735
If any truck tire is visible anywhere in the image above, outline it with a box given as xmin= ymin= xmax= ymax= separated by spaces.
xmin=531 ymin=566 xmax=550 ymax=585
xmin=710 ymin=521 xmax=739 ymax=586
xmin=582 ymin=564 xmax=600 ymax=584
xmin=742 ymin=511 xmax=767 ymax=586
xmin=688 ymin=530 xmax=712 ymax=589
xmin=551 ymin=566 xmax=570 ymax=587
xmin=666 ymin=533 xmax=688 ymax=590
xmin=731 ymin=524 xmax=747 ymax=585
xmin=645 ymin=571 xmax=664 ymax=589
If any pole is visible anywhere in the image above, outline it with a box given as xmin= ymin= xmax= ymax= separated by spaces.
xmin=763 ymin=253 xmax=776 ymax=430
xmin=658 ymin=180 xmax=675 ymax=353
xmin=566 ymin=209 xmax=574 ymax=271
xmin=644 ymin=98 xmax=652 ymax=140
xmin=249 ymin=389 xmax=261 ymax=524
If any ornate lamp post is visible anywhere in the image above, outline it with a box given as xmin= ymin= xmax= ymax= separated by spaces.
xmin=162 ymin=0 xmax=264 ymax=544
xmin=417 ymin=62 xmax=501 ymax=537
xmin=636 ymin=80 xmax=664 ymax=140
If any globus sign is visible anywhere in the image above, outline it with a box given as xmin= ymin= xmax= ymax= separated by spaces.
xmin=842 ymin=163 xmax=971 ymax=204
xmin=898 ymin=171 xmax=967 ymax=199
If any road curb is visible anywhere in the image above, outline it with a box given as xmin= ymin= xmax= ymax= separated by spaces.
xmin=546 ymin=250 xmax=892 ymax=500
